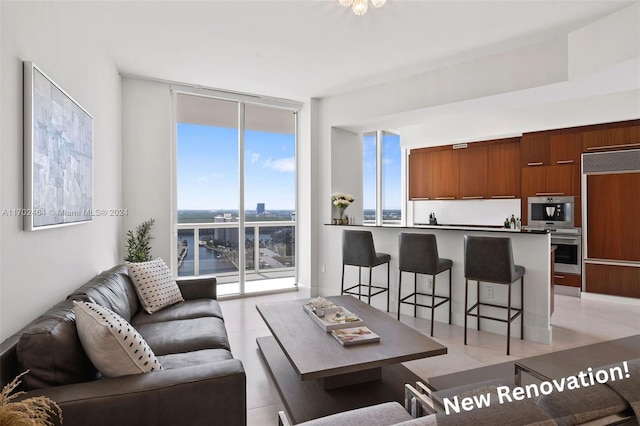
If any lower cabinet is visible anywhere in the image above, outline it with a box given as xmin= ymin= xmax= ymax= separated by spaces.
xmin=585 ymin=263 xmax=640 ymax=299
xmin=553 ymin=273 xmax=581 ymax=288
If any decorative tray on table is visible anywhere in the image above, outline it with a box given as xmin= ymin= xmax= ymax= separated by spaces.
xmin=303 ymin=298 xmax=365 ymax=332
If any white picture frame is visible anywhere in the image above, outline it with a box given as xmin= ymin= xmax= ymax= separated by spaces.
xmin=23 ymin=61 xmax=93 ymax=231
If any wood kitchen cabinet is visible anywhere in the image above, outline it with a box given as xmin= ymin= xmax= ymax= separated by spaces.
xmin=458 ymin=146 xmax=487 ymax=199
xmin=430 ymin=149 xmax=459 ymax=199
xmin=521 ymin=165 xmax=579 ymax=197
xmin=487 ymin=142 xmax=520 ymax=199
xmin=585 ymin=263 xmax=640 ymax=299
xmin=553 ymin=273 xmax=581 ymax=288
xmin=582 ymin=123 xmax=640 ymax=152
xmin=409 ymin=150 xmax=432 ymax=200
xmin=520 ymin=132 xmax=550 ymax=167
xmin=550 ymin=133 xmax=582 ymax=165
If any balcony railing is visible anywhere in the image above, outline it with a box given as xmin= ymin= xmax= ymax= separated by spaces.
xmin=176 ymin=221 xmax=295 ymax=280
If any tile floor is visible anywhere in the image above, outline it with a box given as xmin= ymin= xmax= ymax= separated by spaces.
xmin=220 ymin=292 xmax=640 ymax=425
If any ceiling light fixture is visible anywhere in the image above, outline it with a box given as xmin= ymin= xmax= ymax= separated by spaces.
xmin=339 ymin=0 xmax=386 ymax=16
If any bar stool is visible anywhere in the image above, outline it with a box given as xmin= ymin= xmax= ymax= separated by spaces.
xmin=341 ymin=230 xmax=391 ymax=311
xmin=397 ymin=233 xmax=452 ymax=336
xmin=463 ymin=235 xmax=525 ymax=355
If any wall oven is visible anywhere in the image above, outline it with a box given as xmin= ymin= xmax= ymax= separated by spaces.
xmin=551 ymin=231 xmax=582 ymax=275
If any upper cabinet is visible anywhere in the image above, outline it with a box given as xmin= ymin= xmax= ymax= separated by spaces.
xmin=550 ymin=133 xmax=582 ymax=165
xmin=408 ymin=138 xmax=520 ymax=201
xmin=582 ymin=122 xmax=640 ymax=152
xmin=487 ymin=141 xmax=520 ymax=199
xmin=458 ymin=146 xmax=487 ymax=199
xmin=520 ymin=133 xmax=550 ymax=167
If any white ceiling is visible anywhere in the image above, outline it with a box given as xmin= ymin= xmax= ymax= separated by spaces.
xmin=65 ymin=0 xmax=634 ymax=100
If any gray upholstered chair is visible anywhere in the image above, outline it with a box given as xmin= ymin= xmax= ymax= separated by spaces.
xmin=397 ymin=233 xmax=452 ymax=337
xmin=341 ymin=230 xmax=391 ymax=311
xmin=463 ymin=235 xmax=525 ymax=355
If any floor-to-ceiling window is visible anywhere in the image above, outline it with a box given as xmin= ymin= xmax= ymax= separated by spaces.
xmin=363 ymin=130 xmax=404 ymax=225
xmin=175 ymin=93 xmax=298 ymax=296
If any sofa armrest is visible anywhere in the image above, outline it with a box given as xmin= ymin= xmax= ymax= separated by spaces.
xmin=176 ymin=276 xmax=217 ymax=300
xmin=25 ymin=359 xmax=245 ymax=426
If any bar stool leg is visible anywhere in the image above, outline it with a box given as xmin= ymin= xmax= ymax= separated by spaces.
xmin=430 ymin=274 xmax=436 ymax=337
xmin=448 ymin=268 xmax=452 ymax=325
xmin=341 ymin=264 xmax=346 ymax=295
xmin=397 ymin=271 xmax=403 ymax=320
xmin=520 ymin=276 xmax=524 ymax=340
xmin=477 ymin=280 xmax=481 ymax=331
xmin=464 ymin=278 xmax=469 ymax=346
xmin=507 ymin=282 xmax=512 ymax=356
xmin=358 ymin=267 xmax=362 ymax=300
xmin=386 ymin=262 xmax=390 ymax=312
xmin=368 ymin=266 xmax=373 ymax=305
xmin=414 ymin=273 xmax=418 ymax=318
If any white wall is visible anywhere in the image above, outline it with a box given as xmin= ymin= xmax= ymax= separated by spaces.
xmin=330 ymin=127 xmax=362 ymax=223
xmin=121 ymin=78 xmax=173 ymax=265
xmin=0 ymin=2 xmax=122 ymax=340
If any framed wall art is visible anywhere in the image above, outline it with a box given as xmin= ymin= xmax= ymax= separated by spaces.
xmin=23 ymin=61 xmax=93 ymax=231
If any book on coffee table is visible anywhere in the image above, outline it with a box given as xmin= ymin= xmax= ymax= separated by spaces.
xmin=303 ymin=304 xmax=365 ymax=332
xmin=331 ymin=326 xmax=380 ymax=346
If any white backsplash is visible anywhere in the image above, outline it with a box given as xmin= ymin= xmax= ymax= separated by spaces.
xmin=412 ymin=199 xmax=521 ymax=227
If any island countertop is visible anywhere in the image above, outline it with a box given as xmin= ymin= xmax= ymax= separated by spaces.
xmin=325 ymin=223 xmax=549 ymax=234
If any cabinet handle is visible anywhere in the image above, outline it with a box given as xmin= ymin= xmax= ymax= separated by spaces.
xmin=435 ymin=197 xmax=456 ymax=200
xmin=536 ymin=192 xmax=565 ymax=196
xmin=491 ymin=195 xmax=516 ymax=199
xmin=556 ymin=160 xmax=574 ymax=164
xmin=412 ymin=198 xmax=431 ymax=200
xmin=554 ymin=275 xmax=565 ymax=279
xmin=462 ymin=196 xmax=484 ymax=200
xmin=527 ymin=162 xmax=544 ymax=166
xmin=586 ymin=142 xmax=640 ymax=151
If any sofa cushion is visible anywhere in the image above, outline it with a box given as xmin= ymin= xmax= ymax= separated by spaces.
xmin=17 ymin=300 xmax=98 ymax=390
xmin=136 ymin=317 xmax=231 ymax=356
xmin=127 ymin=259 xmax=184 ymax=314
xmin=157 ymin=349 xmax=233 ymax=370
xmin=67 ymin=265 xmax=140 ymax=322
xmin=131 ymin=299 xmax=224 ymax=326
xmin=74 ymin=301 xmax=163 ymax=378
xmin=537 ymin=382 xmax=628 ymax=426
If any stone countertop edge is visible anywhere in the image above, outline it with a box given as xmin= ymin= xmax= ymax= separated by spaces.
xmin=324 ymin=223 xmax=549 ymax=234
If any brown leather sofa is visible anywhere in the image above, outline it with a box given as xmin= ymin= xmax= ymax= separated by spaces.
xmin=0 ymin=265 xmax=246 ymax=426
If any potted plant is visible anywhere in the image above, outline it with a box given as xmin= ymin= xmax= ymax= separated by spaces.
xmin=125 ymin=218 xmax=155 ymax=262
xmin=331 ymin=193 xmax=354 ymax=224
xmin=0 ymin=370 xmax=62 ymax=425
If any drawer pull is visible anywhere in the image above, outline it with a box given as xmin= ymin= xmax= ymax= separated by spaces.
xmin=556 ymin=160 xmax=574 ymax=164
xmin=554 ymin=275 xmax=565 ymax=279
xmin=527 ymin=162 xmax=544 ymax=166
xmin=435 ymin=197 xmax=456 ymax=200
xmin=412 ymin=198 xmax=431 ymax=200
xmin=586 ymin=142 xmax=640 ymax=151
xmin=536 ymin=192 xmax=565 ymax=196
xmin=462 ymin=196 xmax=484 ymax=200
xmin=491 ymin=195 xmax=516 ymax=199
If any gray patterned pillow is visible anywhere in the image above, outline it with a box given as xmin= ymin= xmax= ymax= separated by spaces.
xmin=74 ymin=301 xmax=162 ymax=377
xmin=127 ymin=258 xmax=184 ymax=314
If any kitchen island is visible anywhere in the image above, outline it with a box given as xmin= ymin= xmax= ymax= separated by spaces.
xmin=321 ymin=223 xmax=553 ymax=344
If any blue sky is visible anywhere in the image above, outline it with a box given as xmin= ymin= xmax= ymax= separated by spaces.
xmin=363 ymin=132 xmax=402 ymax=210
xmin=177 ymin=123 xmax=295 ymax=210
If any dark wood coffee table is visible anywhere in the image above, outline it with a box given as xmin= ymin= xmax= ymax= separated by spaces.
xmin=256 ymin=295 xmax=447 ymax=423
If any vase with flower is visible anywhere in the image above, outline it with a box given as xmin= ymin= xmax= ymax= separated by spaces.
xmin=331 ymin=192 xmax=354 ymax=224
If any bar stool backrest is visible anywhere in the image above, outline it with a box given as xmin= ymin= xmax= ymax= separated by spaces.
xmin=398 ymin=233 xmax=439 ymax=274
xmin=464 ymin=235 xmax=517 ymax=284
xmin=342 ymin=230 xmax=377 ymax=267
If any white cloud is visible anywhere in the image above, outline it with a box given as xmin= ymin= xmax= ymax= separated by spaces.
xmin=197 ymin=176 xmax=209 ymax=185
xmin=251 ymin=152 xmax=261 ymax=165
xmin=264 ymin=156 xmax=295 ymax=172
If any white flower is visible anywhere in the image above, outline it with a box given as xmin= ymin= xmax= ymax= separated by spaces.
xmin=331 ymin=192 xmax=355 ymax=209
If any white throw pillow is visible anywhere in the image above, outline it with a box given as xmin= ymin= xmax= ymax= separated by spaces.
xmin=127 ymin=258 xmax=184 ymax=314
xmin=74 ymin=301 xmax=162 ymax=378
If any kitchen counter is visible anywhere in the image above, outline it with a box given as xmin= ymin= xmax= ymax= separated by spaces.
xmin=321 ymin=222 xmax=553 ymax=345
xmin=326 ymin=223 xmax=549 ymax=234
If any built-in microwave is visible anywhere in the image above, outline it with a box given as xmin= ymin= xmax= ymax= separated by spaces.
xmin=528 ymin=196 xmax=575 ymax=228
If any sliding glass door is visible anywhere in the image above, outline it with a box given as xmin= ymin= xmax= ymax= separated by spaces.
xmin=175 ymin=94 xmax=297 ymax=296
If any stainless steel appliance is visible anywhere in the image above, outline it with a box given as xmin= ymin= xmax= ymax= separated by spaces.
xmin=528 ymin=196 xmax=575 ymax=228
xmin=550 ymin=230 xmax=582 ymax=274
